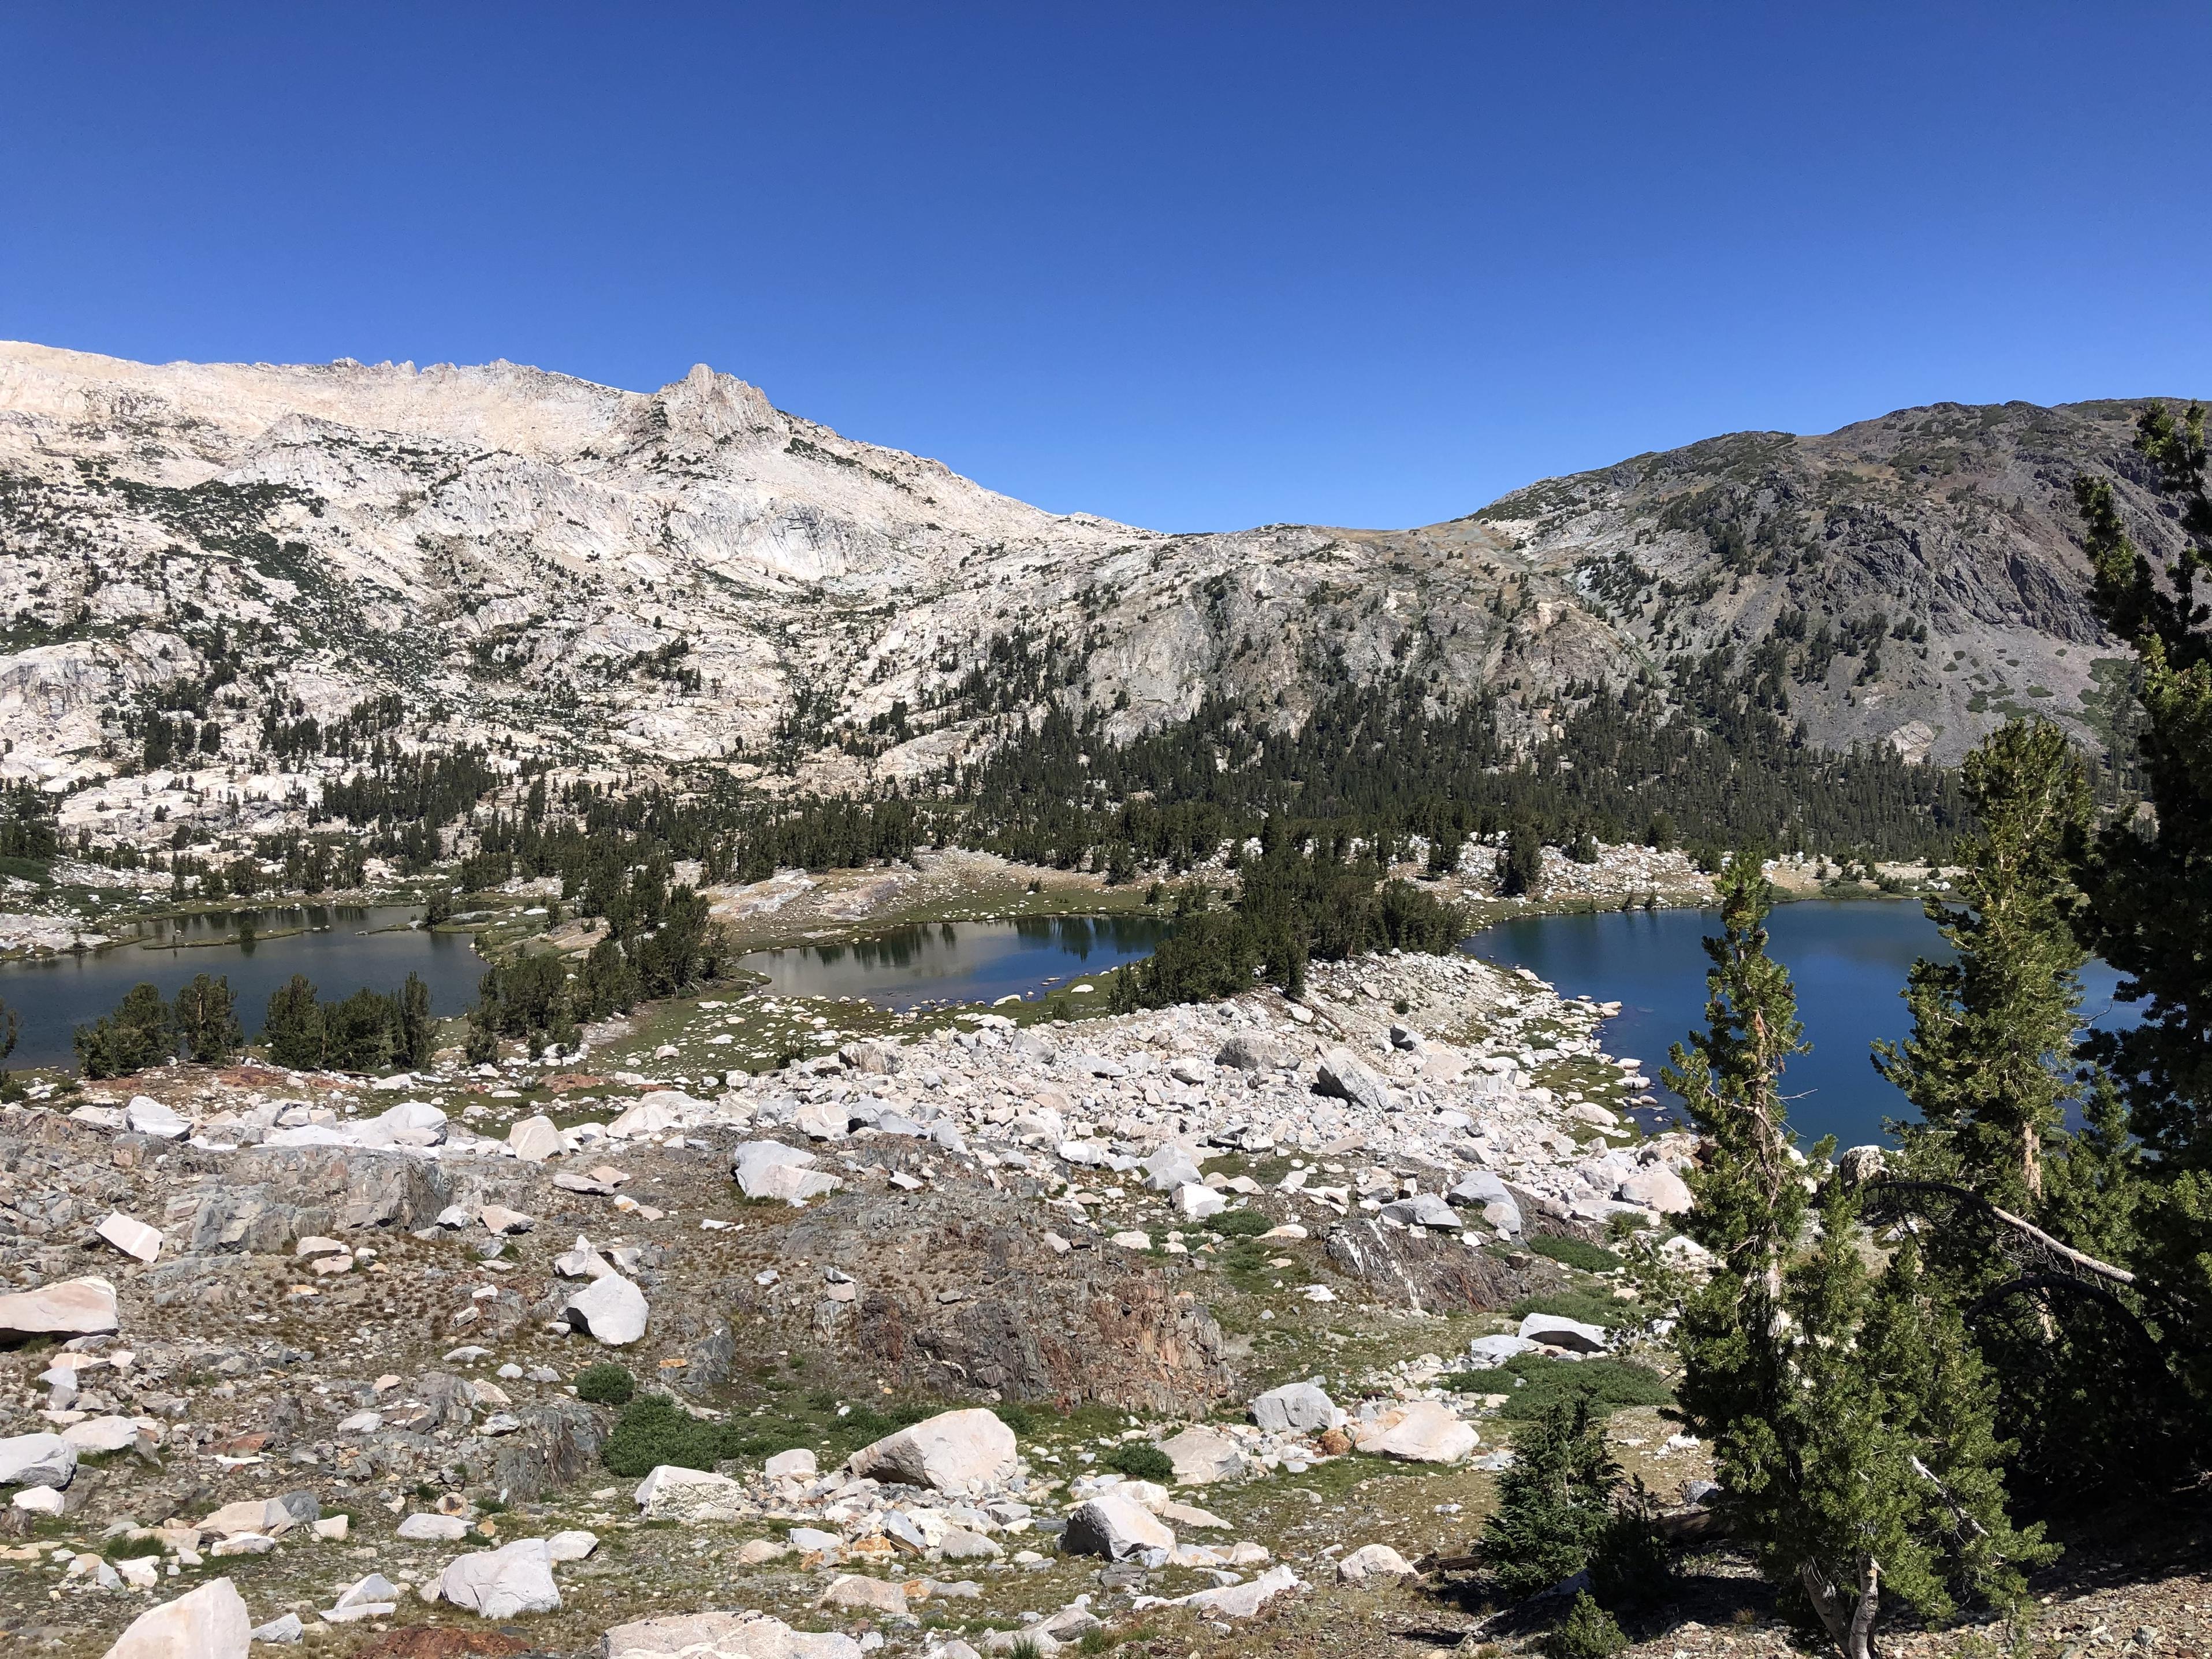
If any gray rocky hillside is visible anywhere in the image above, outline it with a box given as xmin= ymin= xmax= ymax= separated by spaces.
xmin=0 ymin=342 xmax=2193 ymax=830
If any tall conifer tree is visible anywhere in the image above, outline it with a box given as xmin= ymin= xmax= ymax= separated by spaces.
xmin=1669 ymin=860 xmax=2049 ymax=1659
xmin=2075 ymin=408 xmax=2212 ymax=1400
xmin=1876 ymin=718 xmax=2091 ymax=1216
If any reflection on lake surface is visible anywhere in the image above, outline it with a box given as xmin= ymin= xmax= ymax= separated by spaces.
xmin=1466 ymin=899 xmax=2131 ymax=1150
xmin=0 ymin=906 xmax=485 ymax=1069
xmin=738 ymin=916 xmax=1171 ymax=1010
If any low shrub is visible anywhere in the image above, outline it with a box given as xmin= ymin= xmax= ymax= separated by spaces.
xmin=1440 ymin=1354 xmax=1673 ymax=1420
xmin=601 ymin=1395 xmax=743 ymax=1478
xmin=992 ymin=1401 xmax=1052 ymax=1437
xmin=575 ymin=1362 xmax=636 ymax=1405
xmin=1101 ymin=1442 xmax=1175 ymax=1482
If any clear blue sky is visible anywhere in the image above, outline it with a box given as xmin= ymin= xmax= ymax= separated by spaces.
xmin=3 ymin=4 xmax=2206 ymax=532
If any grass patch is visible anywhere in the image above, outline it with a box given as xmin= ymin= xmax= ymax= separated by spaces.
xmin=717 ymin=1394 xmax=946 ymax=1466
xmin=1441 ymin=1353 xmax=1673 ymax=1420
xmin=1526 ymin=1234 xmax=1619 ymax=1273
xmin=1205 ymin=1209 xmax=1276 ymax=1238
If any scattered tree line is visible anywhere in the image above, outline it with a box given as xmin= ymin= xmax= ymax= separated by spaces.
xmin=464 ymin=884 xmax=728 ymax=1061
xmin=1109 ymin=831 xmax=1466 ymax=1009
xmin=73 ymin=970 xmax=437 ymax=1077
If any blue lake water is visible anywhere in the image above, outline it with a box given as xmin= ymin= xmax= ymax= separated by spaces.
xmin=738 ymin=916 xmax=1172 ymax=1010
xmin=0 ymin=906 xmax=486 ymax=1070
xmin=1466 ymin=899 xmax=2131 ymax=1148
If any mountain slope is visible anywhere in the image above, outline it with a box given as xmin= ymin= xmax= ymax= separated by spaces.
xmin=0 ymin=343 xmax=2186 ymax=848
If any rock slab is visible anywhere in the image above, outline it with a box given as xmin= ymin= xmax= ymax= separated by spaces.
xmin=601 ymin=1610 xmax=865 ymax=1658
xmin=101 ymin=1576 xmax=251 ymax=1658
xmin=0 ymin=1275 xmax=117 ymax=1338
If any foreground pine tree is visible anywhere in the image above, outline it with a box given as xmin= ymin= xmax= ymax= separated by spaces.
xmin=1481 ymin=1394 xmax=1621 ymax=1599
xmin=1875 ymin=715 xmax=2159 ymax=1493
xmin=1875 ymin=717 xmax=2091 ymax=1217
xmin=1668 ymin=859 xmax=2051 ymax=1659
xmin=2076 ymin=417 xmax=2212 ymax=1406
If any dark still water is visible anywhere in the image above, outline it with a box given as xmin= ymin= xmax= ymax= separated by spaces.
xmin=0 ymin=906 xmax=486 ymax=1070
xmin=1467 ymin=900 xmax=2131 ymax=1148
xmin=739 ymin=916 xmax=1172 ymax=1010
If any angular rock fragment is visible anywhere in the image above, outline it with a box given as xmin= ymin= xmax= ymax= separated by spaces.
xmin=1062 ymin=1491 xmax=1174 ymax=1561
xmin=96 ymin=1211 xmax=162 ymax=1263
xmin=437 ymin=1535 xmax=560 ymax=1618
xmin=602 ymin=1610 xmax=864 ymax=1658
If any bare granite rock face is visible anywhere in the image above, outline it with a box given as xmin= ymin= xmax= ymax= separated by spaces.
xmin=0 ymin=340 xmax=2148 ymax=846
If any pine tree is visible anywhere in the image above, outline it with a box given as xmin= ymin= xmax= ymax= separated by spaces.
xmin=262 ymin=974 xmax=325 ymax=1070
xmin=172 ymin=973 xmax=241 ymax=1065
xmin=1502 ymin=820 xmax=1545 ymax=897
xmin=394 ymin=972 xmax=436 ymax=1070
xmin=1482 ymin=1395 xmax=1620 ymax=1598
xmin=2073 ymin=415 xmax=2212 ymax=1403
xmin=1667 ymin=859 xmax=2049 ymax=1659
xmin=1875 ymin=719 xmax=2091 ymax=1215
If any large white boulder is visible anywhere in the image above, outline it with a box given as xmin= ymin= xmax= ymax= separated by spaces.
xmin=0 ymin=1275 xmax=117 ymax=1338
xmin=101 ymin=1576 xmax=251 ymax=1658
xmin=1062 ymin=1491 xmax=1175 ymax=1561
xmin=733 ymin=1140 xmax=841 ymax=1204
xmin=818 ymin=1575 xmax=908 ymax=1615
xmin=1163 ymin=1563 xmax=1302 ymax=1618
xmin=1379 ymin=1192 xmax=1461 ymax=1229
xmin=508 ymin=1115 xmax=563 ymax=1162
xmin=562 ymin=1274 xmax=648 ymax=1345
xmin=396 ymin=1513 xmax=470 ymax=1541
xmin=1618 ymin=1164 xmax=1695 ymax=1214
xmin=601 ymin=1610 xmax=865 ymax=1658
xmin=437 ymin=1535 xmax=560 ymax=1619
xmin=1139 ymin=1145 xmax=1203 ymax=1192
xmin=369 ymin=1100 xmax=447 ymax=1146
xmin=1467 ymin=1334 xmax=1539 ymax=1367
xmin=1173 ymin=1182 xmax=1226 ymax=1222
xmin=1353 ymin=1401 xmax=1478 ymax=1464
xmin=844 ymin=1408 xmax=1016 ymax=1496
xmin=1249 ymin=1381 xmax=1345 ymax=1434
xmin=63 ymin=1416 xmax=146 ymax=1455
xmin=123 ymin=1096 xmax=189 ymax=1140
xmin=0 ymin=1433 xmax=74 ymax=1488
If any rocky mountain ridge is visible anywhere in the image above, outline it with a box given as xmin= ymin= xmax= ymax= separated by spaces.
xmin=0 ymin=341 xmax=2190 ymax=831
